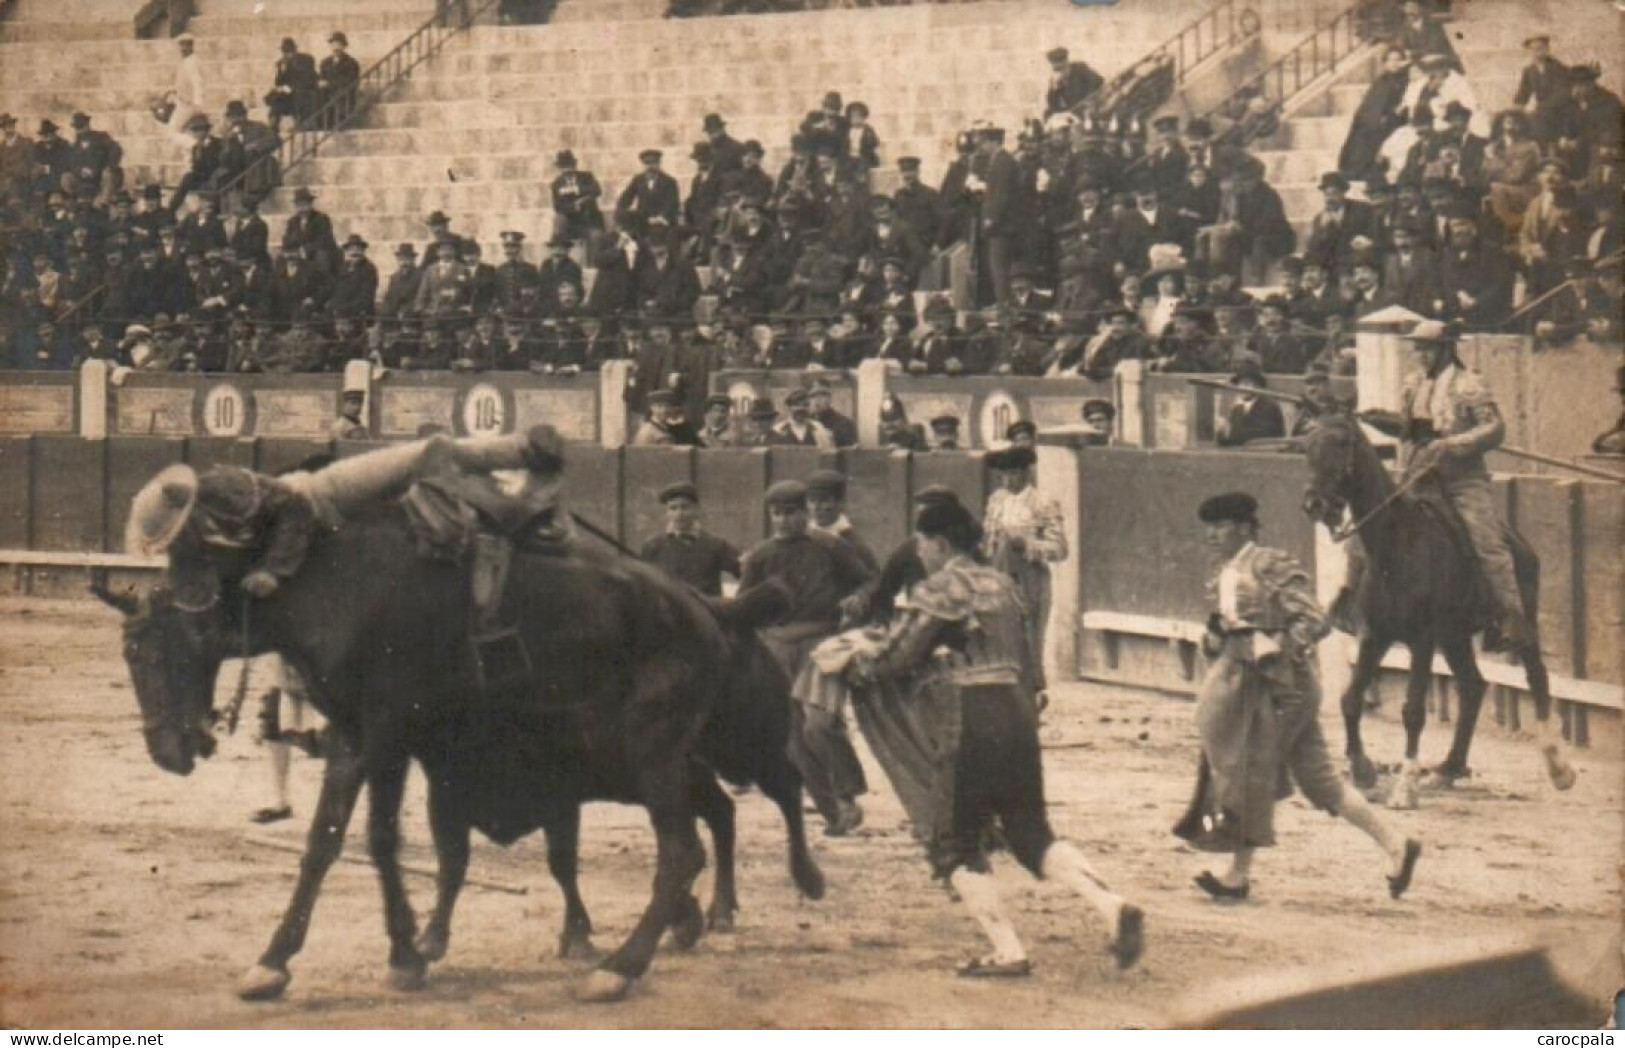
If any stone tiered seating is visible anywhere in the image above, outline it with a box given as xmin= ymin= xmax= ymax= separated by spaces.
xmin=1253 ymin=0 xmax=1624 ymax=251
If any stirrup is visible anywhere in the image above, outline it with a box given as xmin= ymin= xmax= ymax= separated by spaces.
xmin=472 ymin=628 xmax=532 ymax=695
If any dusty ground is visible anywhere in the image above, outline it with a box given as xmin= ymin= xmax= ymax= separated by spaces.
xmin=0 ymin=596 xmax=1618 ymax=1029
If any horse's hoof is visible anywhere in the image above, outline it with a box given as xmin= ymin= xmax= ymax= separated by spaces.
xmin=236 ymin=963 xmax=291 ymax=1001
xmin=707 ymin=907 xmax=737 ymax=933
xmin=415 ymin=928 xmax=449 ymax=963
xmin=387 ymin=963 xmax=428 ymax=993
xmin=1543 ymin=745 xmax=1577 ymax=791
xmin=577 ymin=968 xmax=634 ymax=1003
xmin=1386 ymin=778 xmax=1420 ymax=810
xmin=558 ymin=930 xmax=598 ymax=961
xmin=1350 ymin=755 xmax=1378 ymax=790
xmin=671 ymin=895 xmax=704 ymax=951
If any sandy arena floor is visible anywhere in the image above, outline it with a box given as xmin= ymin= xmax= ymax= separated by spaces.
xmin=0 ymin=597 xmax=1618 ymax=1028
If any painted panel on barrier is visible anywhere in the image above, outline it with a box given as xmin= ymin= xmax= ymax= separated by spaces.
xmin=378 ymin=386 xmax=457 ymax=438
xmin=0 ymin=382 xmax=74 ymax=434
xmin=116 ymin=386 xmax=195 ymax=435
xmin=1153 ymin=391 xmax=1190 ymax=449
xmin=254 ymin=390 xmax=339 ymax=439
xmin=514 ymin=387 xmax=598 ymax=443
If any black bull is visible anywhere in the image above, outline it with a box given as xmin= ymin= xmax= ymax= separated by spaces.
xmin=96 ymin=504 xmax=825 ymax=1003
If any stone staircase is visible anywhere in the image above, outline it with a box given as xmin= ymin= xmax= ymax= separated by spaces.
xmin=1251 ymin=0 xmax=1623 ymax=249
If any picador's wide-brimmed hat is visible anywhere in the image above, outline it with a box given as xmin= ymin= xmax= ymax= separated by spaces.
xmin=126 ymin=464 xmax=199 ymax=556
xmin=1401 ymin=318 xmax=1460 ymax=344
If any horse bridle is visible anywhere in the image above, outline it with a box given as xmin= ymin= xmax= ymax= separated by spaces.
xmin=1325 ymin=422 xmax=1433 ymax=545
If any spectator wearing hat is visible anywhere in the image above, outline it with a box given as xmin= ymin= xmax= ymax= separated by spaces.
xmin=331 ymin=372 xmax=369 ymax=439
xmin=1044 ymin=46 xmax=1104 ymax=118
xmin=1065 ymin=304 xmax=1149 ymax=380
xmin=222 ymin=309 xmax=264 ymax=372
xmin=168 ymin=33 xmax=206 ymax=146
xmin=701 ymin=113 xmax=744 ymax=177
xmin=0 ymin=113 xmax=30 ymax=199
xmin=1143 ymin=114 xmax=1190 ymax=200
xmin=1079 ymin=398 xmax=1117 ymax=442
xmin=807 ymin=379 xmax=858 ymax=448
xmin=797 ymin=92 xmax=849 ymax=161
xmin=549 ymin=150 xmax=604 ymax=246
xmin=890 ymin=158 xmax=942 ymax=253
xmin=167 ymin=116 xmax=226 ymax=214
xmin=1216 ymin=364 xmax=1286 ymax=446
xmin=1437 ymin=205 xmax=1514 ymax=329
xmin=807 ymin=470 xmax=876 ymax=572
xmin=459 ymin=240 xmax=500 ymax=316
xmin=1519 ymin=160 xmax=1583 ymax=287
xmin=1401 ymin=54 xmax=1486 ymax=142
xmin=1005 ymin=419 xmax=1038 ymax=450
xmin=982 ymin=442 xmax=1067 ymax=697
xmin=329 ymin=234 xmax=378 ymax=321
xmin=695 ymin=393 xmax=736 ymax=448
xmin=1512 ymin=35 xmax=1571 ymax=146
xmin=1152 ymin=303 xmax=1225 ymax=373
xmin=1395 ymin=0 xmax=1460 ymax=74
xmin=280 ymin=188 xmax=338 ymax=274
xmin=490 ymin=231 xmax=537 ymax=312
xmin=177 ymin=192 xmax=228 ymax=257
xmin=1480 ymin=109 xmax=1542 ymax=236
xmin=1522 ymin=182 xmax=1593 ymax=301
xmin=1248 ymin=295 xmax=1311 ymax=374
xmin=453 ymin=311 xmax=503 ymax=372
xmin=844 ymin=102 xmax=881 ymax=179
xmin=220 ymin=100 xmax=279 ymax=201
xmin=410 ymin=238 xmax=476 ymax=319
xmin=1338 ymin=44 xmax=1413 ymax=179
xmin=741 ymin=479 xmax=874 ymax=836
xmin=533 ymin=234 xmax=582 ymax=315
xmin=615 ymin=149 xmax=680 ymax=240
xmin=934 ymin=131 xmax=980 ymax=252
xmin=376 ymin=244 xmax=420 ymax=322
xmin=974 ymin=125 xmax=1021 ymax=308
xmin=266 ymin=37 xmax=320 ymax=135
xmin=632 ymin=230 xmax=702 ymax=320
xmin=270 ymin=244 xmax=329 ymax=323
xmin=65 ymin=112 xmax=123 ymax=203
xmin=640 ymin=482 xmax=742 ymax=598
xmin=724 ymin=397 xmax=778 ymax=448
xmin=771 ymin=388 xmax=835 ymax=449
xmin=318 ymin=31 xmax=362 ymax=130
xmin=261 ymin=305 xmax=326 ymax=373
xmin=1429 ymin=101 xmax=1487 ymax=187
xmin=1554 ymin=64 xmax=1623 ymax=181
xmin=1306 ymin=172 xmax=1379 ymax=273
xmin=928 ymin=414 xmax=963 ymax=451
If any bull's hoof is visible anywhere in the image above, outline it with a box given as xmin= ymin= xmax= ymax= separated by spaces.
xmin=1350 ymin=753 xmax=1379 ymax=790
xmin=670 ymin=894 xmax=704 ymax=950
xmin=577 ymin=968 xmax=634 ymax=1003
xmin=1542 ymin=744 xmax=1577 ymax=791
xmin=707 ymin=906 xmax=737 ymax=933
xmin=237 ymin=963 xmax=291 ymax=1001
xmin=387 ymin=962 xmax=428 ymax=993
xmin=793 ymin=856 xmax=827 ymax=901
xmin=415 ymin=927 xmax=449 ymax=963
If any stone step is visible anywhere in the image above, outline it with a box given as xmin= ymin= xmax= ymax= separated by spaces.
xmin=0 ymin=27 xmax=410 ymax=64
xmin=264 ymin=207 xmax=561 ymax=249
xmin=196 ymin=0 xmax=439 ymax=14
xmin=549 ymin=0 xmax=668 ymax=22
xmin=0 ymin=20 xmax=132 ymax=44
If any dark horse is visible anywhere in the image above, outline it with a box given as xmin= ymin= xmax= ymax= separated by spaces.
xmin=1300 ymin=411 xmax=1574 ymax=806
xmin=95 ymin=503 xmax=823 ymax=1003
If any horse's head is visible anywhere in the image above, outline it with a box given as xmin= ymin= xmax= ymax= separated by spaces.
xmin=1300 ymin=408 xmax=1361 ymax=529
xmin=92 ymin=572 xmax=228 ymax=776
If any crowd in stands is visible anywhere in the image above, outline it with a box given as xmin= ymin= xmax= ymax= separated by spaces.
xmin=1 ymin=2 xmax=1620 ymax=437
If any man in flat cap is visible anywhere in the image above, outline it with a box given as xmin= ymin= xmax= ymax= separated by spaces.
xmin=615 ymin=149 xmax=680 ymax=239
xmin=1043 ymin=47 xmax=1103 ymax=118
xmin=773 ymin=388 xmax=836 ymax=450
xmin=696 ymin=393 xmax=736 ymax=448
xmin=640 ymin=483 xmax=742 ymax=598
xmin=632 ymin=388 xmax=694 ymax=447
xmin=741 ymin=480 xmax=875 ymax=835
xmin=1513 ymin=34 xmax=1570 ymax=146
xmin=928 ymin=414 xmax=963 ymax=451
xmin=807 ymin=470 xmax=876 ymax=572
xmin=1175 ymin=491 xmax=1420 ymax=902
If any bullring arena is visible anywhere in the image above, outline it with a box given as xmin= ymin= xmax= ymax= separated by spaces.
xmin=0 ymin=0 xmax=1621 ymax=1031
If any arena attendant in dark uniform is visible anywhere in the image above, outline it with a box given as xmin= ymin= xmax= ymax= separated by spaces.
xmin=639 ymin=482 xmax=742 ymax=598
xmin=845 ymin=498 xmax=1144 ymax=978
xmin=741 ymin=481 xmax=875 ymax=836
xmin=1174 ymin=492 xmax=1421 ymax=902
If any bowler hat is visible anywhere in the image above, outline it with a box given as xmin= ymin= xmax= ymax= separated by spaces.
xmin=38 ymin=119 xmax=59 ymax=135
xmin=555 ymin=149 xmax=577 ymax=167
xmin=929 ymin=414 xmax=961 ymax=433
xmin=1046 ymin=47 xmax=1069 ymax=62
xmin=1197 ymin=491 xmax=1259 ymax=525
xmin=225 ymin=100 xmax=248 ymax=119
xmin=292 ymin=187 xmax=317 ymax=203
xmin=328 ymin=31 xmax=348 ymax=46
xmin=702 ymin=113 xmax=726 ymax=132
xmin=747 ymin=397 xmax=778 ymax=422
xmin=639 ymin=148 xmax=663 ymax=163
xmin=425 ymin=209 xmax=450 ymax=225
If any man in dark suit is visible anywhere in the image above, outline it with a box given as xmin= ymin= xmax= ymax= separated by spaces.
xmin=1431 ymin=101 xmax=1488 ymax=186
xmin=1512 ymin=34 xmax=1570 ymax=145
xmin=1143 ymin=114 xmax=1190 ymax=199
xmin=1555 ymin=64 xmax=1624 ymax=180
xmin=1044 ymin=47 xmax=1103 ymax=117
xmin=378 ymin=243 xmax=420 ymax=322
xmin=536 ymin=234 xmax=583 ymax=315
xmin=975 ymin=124 xmax=1021 ymax=307
xmin=219 ymin=100 xmax=279 ymax=200
xmin=892 ymin=157 xmax=943 ymax=256
xmin=1396 ymin=0 xmax=1461 ymax=74
xmin=632 ymin=232 xmax=702 ymax=320
xmin=1436 ymin=206 xmax=1514 ymax=329
xmin=317 ymin=31 xmax=362 ymax=129
xmin=723 ymin=139 xmax=774 ymax=206
xmin=549 ymin=150 xmax=604 ymax=244
xmin=1216 ymin=363 xmax=1286 ymax=445
xmin=329 ymin=235 xmax=379 ymax=321
xmin=1382 ymin=218 xmax=1443 ymax=316
xmin=1117 ymin=182 xmax=1195 ymax=264
xmin=461 ymin=240 xmax=501 ymax=317
xmin=67 ymin=111 xmax=122 ymax=197
xmin=1183 ymin=118 xmax=1248 ymax=183
xmin=279 ymin=187 xmax=338 ymax=274
xmin=168 ymin=114 xmax=225 ymax=213
xmin=1304 ymin=171 xmax=1378 ymax=272
xmin=266 ymin=37 xmax=320 ymax=134
xmin=615 ymin=149 xmax=681 ymax=239
xmin=701 ymin=113 xmax=743 ymax=177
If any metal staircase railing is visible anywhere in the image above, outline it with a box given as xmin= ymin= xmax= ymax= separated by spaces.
xmin=60 ymin=0 xmax=498 ymax=326
xmin=1076 ymin=0 xmax=1263 ymax=125
xmin=219 ymin=0 xmax=501 ymax=203
xmin=1195 ymin=0 xmax=1378 ymax=142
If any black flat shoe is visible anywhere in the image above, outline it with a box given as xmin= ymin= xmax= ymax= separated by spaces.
xmin=1194 ymin=870 xmax=1249 ymax=902
xmin=1388 ymin=839 xmax=1422 ymax=899
xmin=1110 ymin=904 xmax=1145 ymax=970
xmin=251 ymin=806 xmax=292 ymax=825
xmin=956 ymin=955 xmax=1033 ymax=979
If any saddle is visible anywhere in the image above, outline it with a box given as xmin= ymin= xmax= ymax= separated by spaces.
xmin=400 ymin=473 xmax=573 ymax=696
